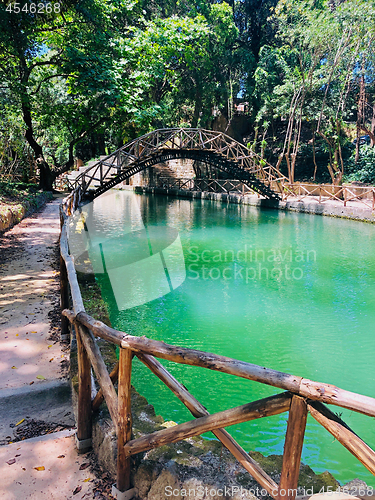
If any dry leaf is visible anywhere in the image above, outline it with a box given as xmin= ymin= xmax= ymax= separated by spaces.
xmin=79 ymin=463 xmax=89 ymax=470
xmin=6 ymin=459 xmax=16 ymax=465
xmin=15 ymin=419 xmax=25 ymax=427
xmin=11 ymin=366 xmax=17 ymax=369
xmin=29 ymin=381 xmax=34 ymax=385
xmin=36 ymin=375 xmax=45 ymax=380
xmin=34 ymin=466 xmax=45 ymax=471
xmin=47 ymin=345 xmax=52 ymax=349
xmin=31 ymin=331 xmax=37 ymax=333
xmin=57 ymin=455 xmax=65 ymax=459
xmin=49 ymin=358 xmax=54 ymax=362
xmin=73 ymin=486 xmax=82 ymax=495
xmin=83 ymin=478 xmax=91 ymax=482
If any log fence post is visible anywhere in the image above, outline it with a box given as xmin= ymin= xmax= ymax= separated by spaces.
xmin=278 ymin=395 xmax=308 ymax=500
xmin=75 ymin=324 xmax=92 ymax=453
xmin=112 ymin=348 xmax=134 ymax=500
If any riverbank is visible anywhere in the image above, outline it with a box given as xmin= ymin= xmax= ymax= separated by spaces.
xmin=133 ymin=186 xmax=375 ymax=223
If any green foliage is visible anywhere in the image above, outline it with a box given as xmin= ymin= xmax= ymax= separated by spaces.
xmin=0 ymin=181 xmax=39 ymax=198
xmin=344 ymin=146 xmax=375 ymax=184
xmin=1 ymin=0 xmax=374 ymax=188
xmin=129 ymin=3 xmax=238 ymax=129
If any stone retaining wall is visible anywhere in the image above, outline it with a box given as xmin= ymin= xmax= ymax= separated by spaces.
xmin=0 ymin=192 xmax=53 ymax=233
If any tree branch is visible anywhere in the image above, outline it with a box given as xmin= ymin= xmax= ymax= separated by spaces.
xmin=30 ymin=73 xmax=73 ymax=95
xmin=359 ymin=125 xmax=375 ymax=146
xmin=29 ymin=50 xmax=65 ymax=71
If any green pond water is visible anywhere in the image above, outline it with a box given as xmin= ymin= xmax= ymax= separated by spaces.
xmin=74 ymin=189 xmax=375 ymax=486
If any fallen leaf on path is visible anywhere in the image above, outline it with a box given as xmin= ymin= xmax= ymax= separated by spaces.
xmin=34 ymin=466 xmax=45 ymax=471
xmin=79 ymin=463 xmax=89 ymax=470
xmin=49 ymin=358 xmax=54 ymax=362
xmin=29 ymin=381 xmax=34 ymax=385
xmin=31 ymin=331 xmax=37 ymax=333
xmin=36 ymin=375 xmax=45 ymax=380
xmin=47 ymin=345 xmax=52 ymax=349
xmin=6 ymin=459 xmax=16 ymax=465
xmin=57 ymin=455 xmax=65 ymax=459
xmin=83 ymin=478 xmax=91 ymax=482
xmin=15 ymin=419 xmax=25 ymax=426
xmin=11 ymin=366 xmax=17 ymax=369
xmin=73 ymin=486 xmax=82 ymax=495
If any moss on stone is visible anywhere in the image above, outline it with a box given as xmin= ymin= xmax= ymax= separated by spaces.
xmin=76 ymin=271 xmax=112 ymax=326
xmin=298 ymin=467 xmax=339 ymax=490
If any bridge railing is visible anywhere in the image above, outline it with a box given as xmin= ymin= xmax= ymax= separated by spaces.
xmin=60 ymin=190 xmax=375 ymax=500
xmin=154 ymin=177 xmax=375 ymax=210
xmin=64 ymin=128 xmax=287 ymax=197
xmin=280 ymin=182 xmax=375 ymax=209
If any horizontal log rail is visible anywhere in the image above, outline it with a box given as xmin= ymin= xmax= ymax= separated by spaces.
xmin=59 ymin=189 xmax=375 ymax=500
xmin=63 ymin=309 xmax=375 ymax=418
xmin=123 ymin=392 xmax=292 ymax=457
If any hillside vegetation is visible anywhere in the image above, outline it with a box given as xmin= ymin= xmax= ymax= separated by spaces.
xmin=1 ymin=0 xmax=374 ymax=189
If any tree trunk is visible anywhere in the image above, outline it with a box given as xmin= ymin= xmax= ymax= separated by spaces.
xmin=317 ymin=131 xmax=335 ymax=183
xmin=37 ymin=159 xmax=56 ymax=191
xmin=355 ymin=123 xmax=360 ymax=164
xmin=312 ymin=130 xmax=318 ymax=181
xmin=191 ymin=89 xmax=202 ymax=128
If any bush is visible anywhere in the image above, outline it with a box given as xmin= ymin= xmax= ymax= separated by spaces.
xmin=343 ymin=145 xmax=375 ymax=184
xmin=0 ymin=181 xmax=39 ymax=198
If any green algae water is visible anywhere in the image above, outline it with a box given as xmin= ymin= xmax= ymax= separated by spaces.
xmin=81 ymin=190 xmax=375 ymax=485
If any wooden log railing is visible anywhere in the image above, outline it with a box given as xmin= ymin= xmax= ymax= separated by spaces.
xmin=60 ymin=189 xmax=375 ymax=500
xmin=153 ymin=178 xmax=375 ymax=210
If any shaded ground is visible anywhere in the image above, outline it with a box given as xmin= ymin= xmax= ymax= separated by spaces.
xmin=0 ymin=196 xmax=115 ymax=499
xmin=0 ymin=197 xmax=66 ymax=389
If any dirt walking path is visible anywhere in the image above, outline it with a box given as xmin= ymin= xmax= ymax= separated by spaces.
xmin=0 ymin=197 xmax=112 ymax=499
xmin=0 ymin=197 xmax=67 ymax=390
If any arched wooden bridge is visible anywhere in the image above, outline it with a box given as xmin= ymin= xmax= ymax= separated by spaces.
xmin=71 ymin=128 xmax=287 ymax=200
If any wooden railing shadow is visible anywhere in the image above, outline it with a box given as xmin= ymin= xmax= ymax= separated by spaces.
xmin=60 ymin=190 xmax=375 ymax=500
